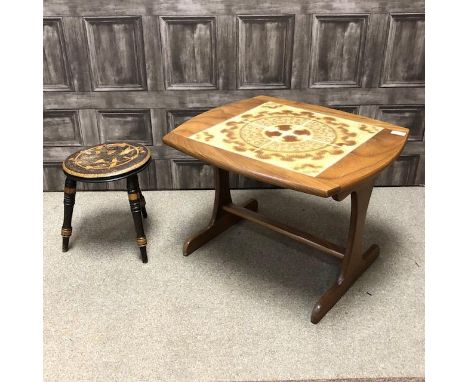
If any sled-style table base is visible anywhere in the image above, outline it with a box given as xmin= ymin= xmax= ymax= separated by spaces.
xmin=163 ymin=95 xmax=408 ymax=323
xmin=184 ymin=167 xmax=379 ymax=323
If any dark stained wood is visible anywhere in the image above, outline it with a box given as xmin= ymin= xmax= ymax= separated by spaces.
xmin=141 ymin=16 xmax=165 ymax=91
xmin=44 ymin=0 xmax=425 ymax=16
xmin=127 ymin=175 xmax=148 ymax=263
xmin=139 ymin=190 xmax=148 ymax=218
xmin=170 ymin=159 xmax=214 ymax=189
xmin=237 ymin=15 xmax=294 ymax=89
xmin=381 ymin=14 xmax=425 ymax=87
xmin=375 ymin=155 xmax=420 ymax=186
xmin=360 ymin=13 xmax=389 ymax=88
xmin=78 ymin=109 xmax=100 ymax=146
xmin=61 ymin=177 xmax=77 ymax=251
xmin=166 ymin=109 xmax=210 ymax=133
xmin=182 ymin=167 xmax=380 ymax=323
xmin=63 ymin=142 xmax=151 ymax=179
xmin=83 ymin=16 xmax=147 ymax=91
xmin=60 ymin=143 xmax=152 ymax=262
xmin=376 ymin=105 xmax=425 ymax=141
xmin=43 ymin=1 xmax=425 ymax=190
xmin=60 ymin=17 xmax=93 ymax=92
xmin=223 ymin=204 xmax=345 ymax=260
xmin=310 ymin=15 xmax=368 ymax=87
xmin=311 ymin=180 xmax=379 ymax=323
xmin=44 ymin=89 xmax=425 ymax=110
xmin=160 ymin=17 xmax=217 ymax=89
xmin=163 ymin=95 xmax=409 ymax=197
xmin=43 ymin=110 xmax=82 ymax=146
xmin=43 ymin=18 xmax=73 ymax=91
xmin=165 ymin=96 xmax=407 ymax=322
xmin=184 ymin=167 xmax=258 ymax=256
xmin=97 ymin=110 xmax=153 ymax=145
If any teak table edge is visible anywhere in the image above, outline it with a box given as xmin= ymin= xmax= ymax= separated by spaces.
xmin=162 ymin=96 xmax=409 ymax=323
xmin=162 ymin=95 xmax=409 ymax=197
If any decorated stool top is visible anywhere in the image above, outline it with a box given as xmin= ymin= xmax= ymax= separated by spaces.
xmin=162 ymin=96 xmax=409 ymax=197
xmin=63 ymin=142 xmax=151 ymax=179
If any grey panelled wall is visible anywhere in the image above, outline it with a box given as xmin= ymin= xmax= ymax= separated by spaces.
xmin=43 ymin=0 xmax=425 ymax=191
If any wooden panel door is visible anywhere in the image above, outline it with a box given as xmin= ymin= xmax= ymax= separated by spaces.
xmin=43 ymin=0 xmax=425 ymax=191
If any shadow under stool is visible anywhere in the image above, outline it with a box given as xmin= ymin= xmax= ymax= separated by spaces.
xmin=61 ymin=142 xmax=152 ymax=263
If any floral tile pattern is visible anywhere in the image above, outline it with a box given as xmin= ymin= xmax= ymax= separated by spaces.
xmin=189 ymin=101 xmax=383 ymax=177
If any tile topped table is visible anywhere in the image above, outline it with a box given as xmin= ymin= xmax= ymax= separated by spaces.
xmin=163 ymin=95 xmax=409 ymax=323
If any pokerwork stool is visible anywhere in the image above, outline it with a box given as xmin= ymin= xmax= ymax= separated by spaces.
xmin=61 ymin=142 xmax=151 ymax=263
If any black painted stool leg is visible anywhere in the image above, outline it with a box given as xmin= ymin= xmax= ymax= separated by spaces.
xmin=138 ymin=185 xmax=148 ymax=219
xmin=127 ymin=175 xmax=148 ymax=263
xmin=61 ymin=177 xmax=77 ymax=252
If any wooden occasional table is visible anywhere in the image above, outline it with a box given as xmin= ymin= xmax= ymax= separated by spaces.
xmin=163 ymin=96 xmax=409 ymax=323
xmin=61 ymin=142 xmax=151 ymax=263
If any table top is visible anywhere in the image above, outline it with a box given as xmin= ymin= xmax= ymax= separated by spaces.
xmin=63 ymin=142 xmax=151 ymax=180
xmin=163 ymin=96 xmax=409 ymax=197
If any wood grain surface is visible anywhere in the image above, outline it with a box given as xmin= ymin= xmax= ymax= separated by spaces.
xmin=163 ymin=96 xmax=408 ymax=197
xmin=63 ymin=142 xmax=151 ymax=179
xmin=43 ymin=1 xmax=424 ymax=190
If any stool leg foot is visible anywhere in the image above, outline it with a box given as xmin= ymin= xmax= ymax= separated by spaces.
xmin=128 ymin=175 xmax=148 ymax=263
xmin=140 ymin=246 xmax=148 ymax=263
xmin=61 ymin=177 xmax=76 ymax=252
xmin=62 ymin=237 xmax=70 ymax=252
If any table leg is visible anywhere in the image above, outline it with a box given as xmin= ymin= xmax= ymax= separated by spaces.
xmin=184 ymin=167 xmax=258 ymax=256
xmin=61 ymin=177 xmax=77 ymax=252
xmin=311 ymin=180 xmax=380 ymax=324
xmin=127 ymin=175 xmax=148 ymax=263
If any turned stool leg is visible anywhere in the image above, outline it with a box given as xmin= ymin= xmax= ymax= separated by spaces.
xmin=127 ymin=175 xmax=148 ymax=263
xmin=137 ymin=184 xmax=148 ymax=219
xmin=61 ymin=177 xmax=77 ymax=252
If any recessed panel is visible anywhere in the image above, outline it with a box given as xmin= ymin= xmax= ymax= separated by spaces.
xmin=375 ymin=155 xmax=419 ymax=185
xmin=43 ymin=163 xmax=66 ymax=191
xmin=160 ymin=17 xmax=216 ymax=89
xmin=330 ymin=106 xmax=359 ymax=114
xmin=166 ymin=109 xmax=209 ymax=132
xmin=84 ymin=17 xmax=147 ymax=91
xmin=377 ymin=106 xmax=424 ymax=141
xmin=171 ymin=159 xmax=214 ymax=189
xmin=98 ymin=110 xmax=152 ymax=144
xmin=43 ymin=110 xmax=82 ymax=146
xmin=381 ymin=14 xmax=425 ymax=87
xmin=238 ymin=15 xmax=294 ymax=89
xmin=43 ymin=18 xmax=72 ymax=91
xmin=310 ymin=15 xmax=368 ymax=87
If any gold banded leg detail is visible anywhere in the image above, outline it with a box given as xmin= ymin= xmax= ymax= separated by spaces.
xmin=127 ymin=175 xmax=148 ymax=263
xmin=62 ymin=177 xmax=77 ymax=252
xmin=61 ymin=227 xmax=72 ymax=237
xmin=136 ymin=236 xmax=147 ymax=247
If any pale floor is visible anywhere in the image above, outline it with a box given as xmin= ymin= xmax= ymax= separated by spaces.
xmin=43 ymin=188 xmax=424 ymax=382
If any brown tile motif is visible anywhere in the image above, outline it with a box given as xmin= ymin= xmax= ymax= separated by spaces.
xmin=189 ymin=101 xmax=383 ymax=177
xmin=63 ymin=142 xmax=150 ymax=178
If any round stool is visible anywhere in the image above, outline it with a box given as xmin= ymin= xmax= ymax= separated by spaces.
xmin=61 ymin=142 xmax=152 ymax=263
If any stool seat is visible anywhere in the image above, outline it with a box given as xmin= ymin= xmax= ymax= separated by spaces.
xmin=60 ymin=141 xmax=152 ymax=263
xmin=63 ymin=142 xmax=151 ymax=180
